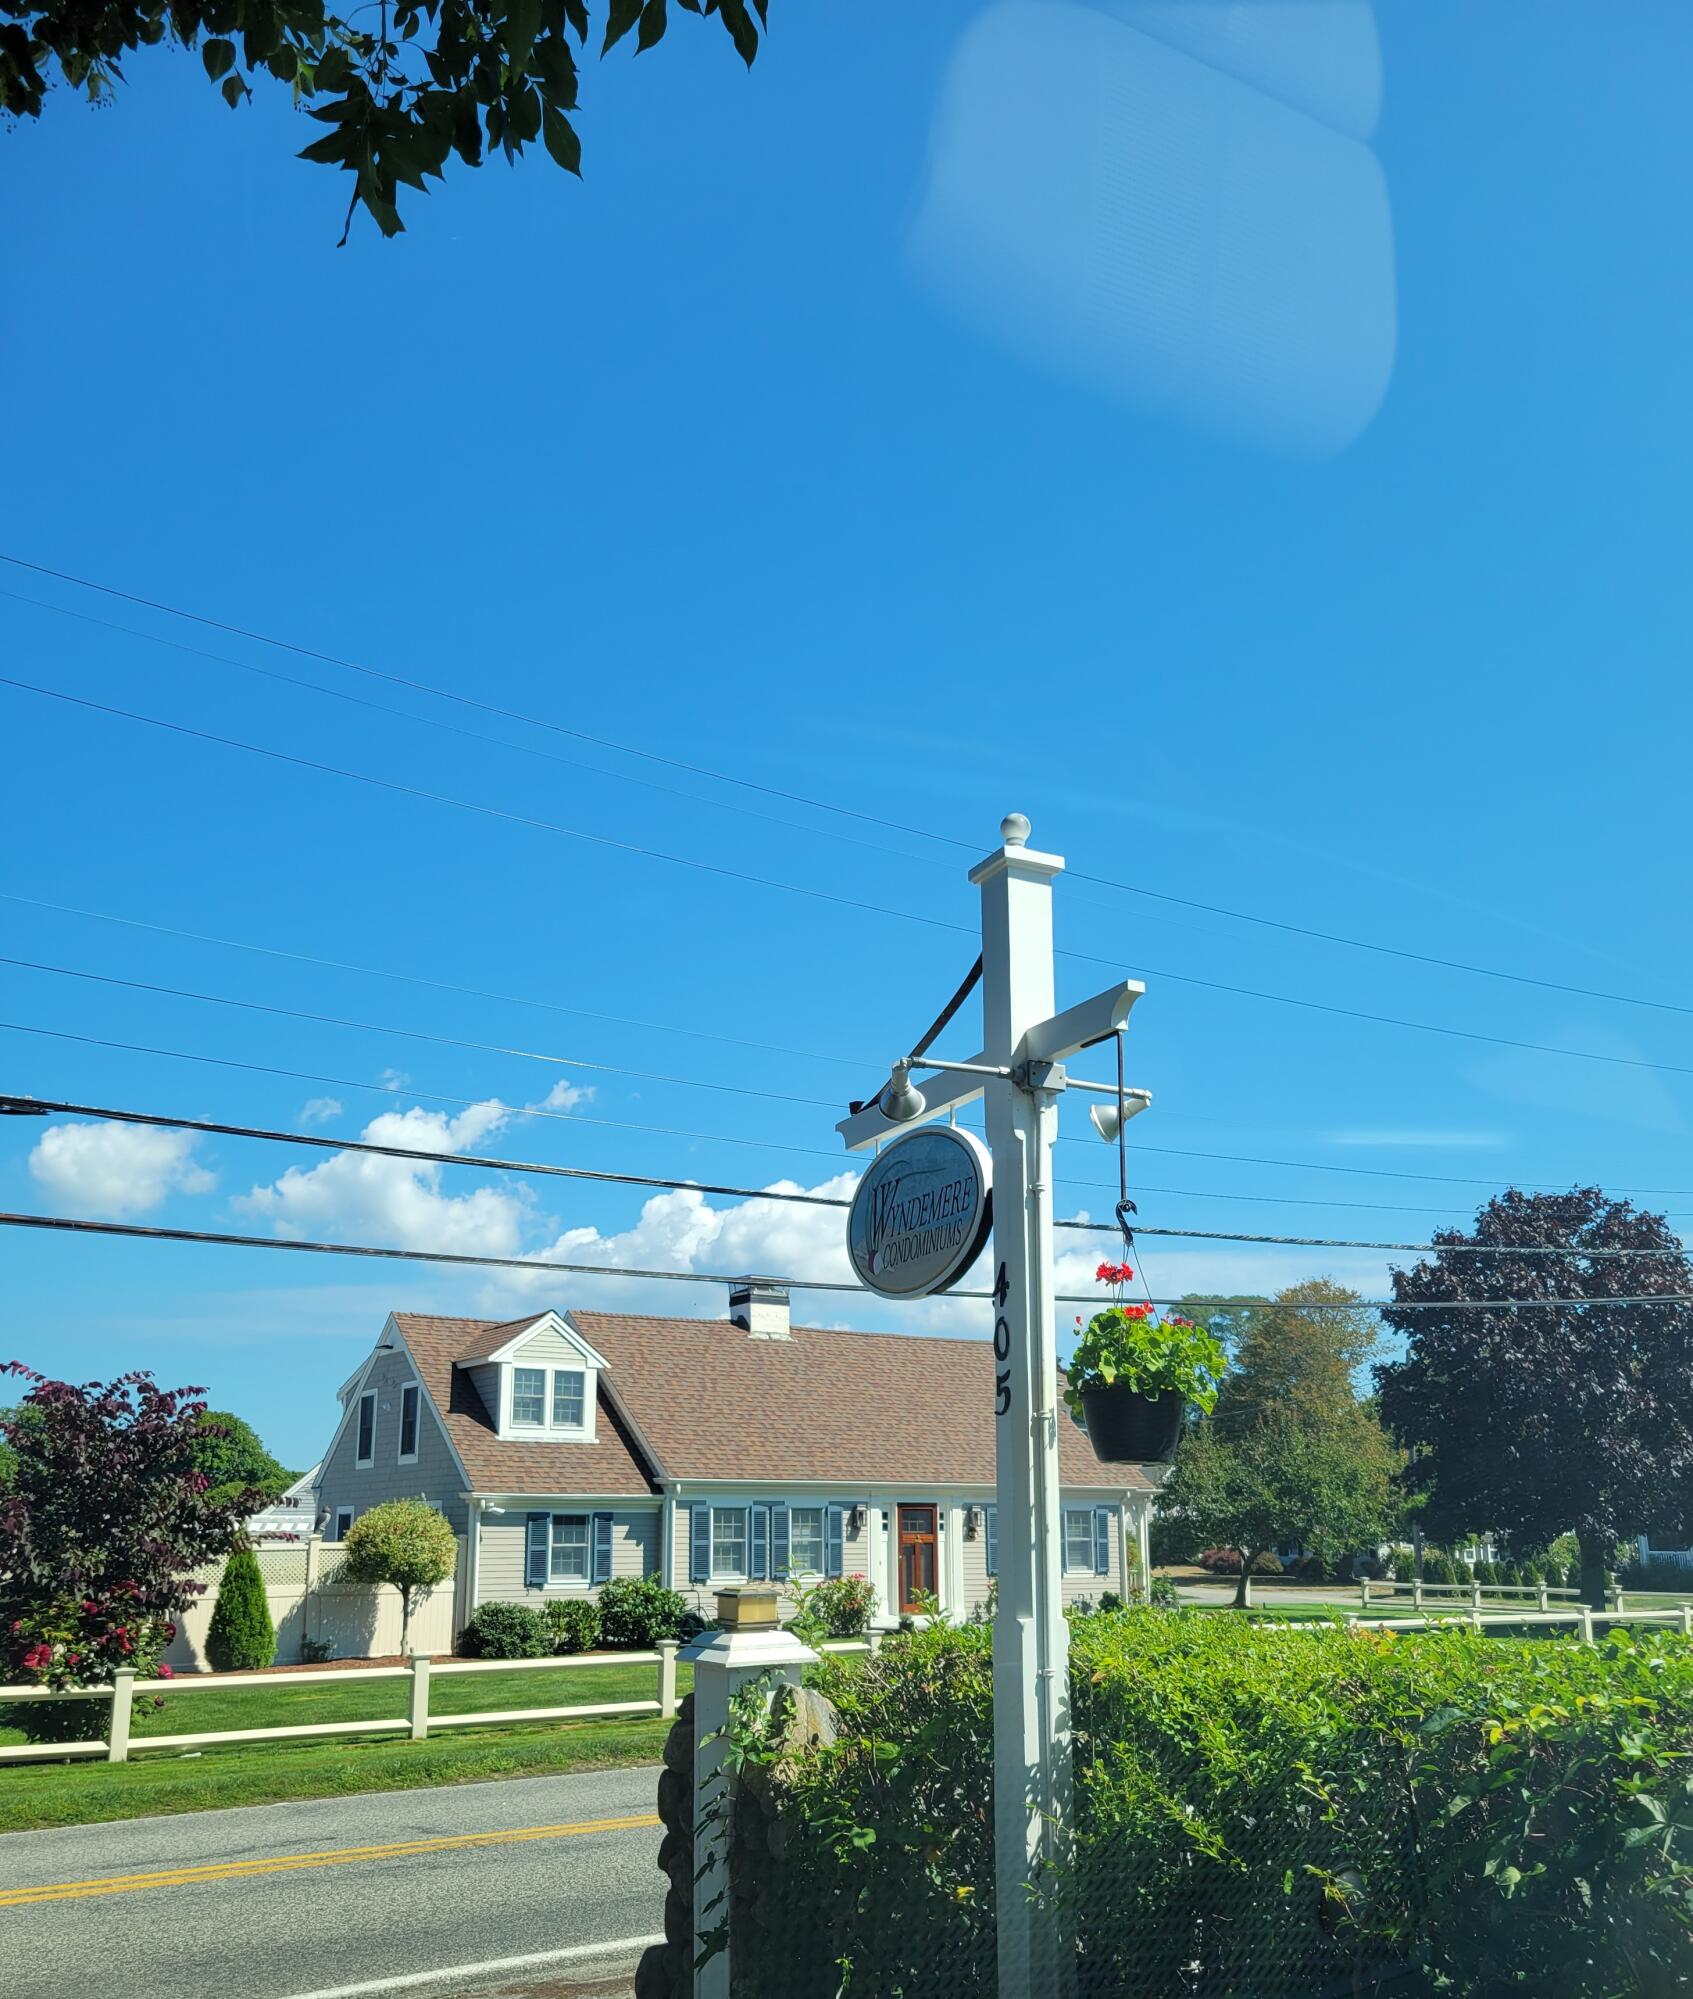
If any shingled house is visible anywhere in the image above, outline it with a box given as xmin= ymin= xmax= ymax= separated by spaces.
xmin=313 ymin=1282 xmax=1155 ymax=1630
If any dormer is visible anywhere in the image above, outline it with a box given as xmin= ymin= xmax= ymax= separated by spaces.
xmin=460 ymin=1311 xmax=608 ymax=1444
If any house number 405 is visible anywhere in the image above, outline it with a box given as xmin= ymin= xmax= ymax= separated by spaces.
xmin=992 ymin=1261 xmax=1011 ymax=1415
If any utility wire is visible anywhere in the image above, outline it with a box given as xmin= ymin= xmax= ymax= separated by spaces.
xmin=0 ymin=585 xmax=957 ymax=882
xmin=3 ymin=1092 xmax=1686 ymax=1258
xmin=0 ymin=953 xmax=842 ymax=1111
xmin=0 ymin=891 xmax=872 ymax=1073
xmin=12 ymin=670 xmax=1693 ymax=1096
xmin=7 ymin=551 xmax=1685 ymax=1023
xmin=3 ymin=1210 xmax=1691 ymax=1308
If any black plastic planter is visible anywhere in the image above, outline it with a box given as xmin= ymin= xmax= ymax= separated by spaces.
xmin=1079 ymin=1387 xmax=1186 ymax=1464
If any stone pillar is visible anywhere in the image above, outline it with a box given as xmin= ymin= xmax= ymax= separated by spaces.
xmin=688 ymin=1627 xmax=817 ymax=1999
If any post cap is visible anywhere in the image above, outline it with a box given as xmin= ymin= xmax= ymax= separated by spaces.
xmin=1000 ymin=812 xmax=1032 ymax=847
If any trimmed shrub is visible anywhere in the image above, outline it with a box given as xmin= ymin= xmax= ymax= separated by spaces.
xmin=1199 ymin=1547 xmax=1243 ymax=1574
xmin=341 ymin=1499 xmax=457 ymax=1653
xmin=1451 ymin=1556 xmax=1474 ymax=1585
xmin=1422 ymin=1549 xmax=1455 ymax=1585
xmin=206 ymin=1546 xmax=276 ymax=1671
xmin=1097 ymin=1591 xmax=1123 ymax=1613
xmin=542 ymin=1598 xmax=601 ymax=1654
xmin=1472 ymin=1559 xmax=1496 ymax=1587
xmin=724 ymin=1612 xmax=1693 ymax=1999
xmin=596 ymin=1576 xmax=687 ymax=1648
xmin=457 ymin=1601 xmax=549 ymax=1659
xmin=1249 ymin=1551 xmax=1283 ymax=1576
xmin=1294 ymin=1553 xmax=1329 ymax=1584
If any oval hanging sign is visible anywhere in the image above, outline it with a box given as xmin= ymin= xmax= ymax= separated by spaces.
xmin=848 ymin=1125 xmax=993 ymax=1300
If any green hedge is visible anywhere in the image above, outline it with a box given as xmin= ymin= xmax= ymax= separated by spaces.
xmin=724 ymin=1611 xmax=1693 ymax=1998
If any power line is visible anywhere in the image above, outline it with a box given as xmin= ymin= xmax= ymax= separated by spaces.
xmin=4 ymin=1092 xmax=1686 ymax=1258
xmin=7 ymin=551 xmax=1685 ymax=1024
xmin=0 ymin=952 xmax=842 ymax=1111
xmin=0 ymin=674 xmax=978 ymax=946
xmin=3 ymin=1209 xmax=1690 ymax=1308
xmin=0 ymin=585 xmax=957 ymax=882
xmin=0 ymin=892 xmax=872 ymax=1073
xmin=0 ymin=555 xmax=975 ymax=854
xmin=13 ymin=669 xmax=1693 ymax=1097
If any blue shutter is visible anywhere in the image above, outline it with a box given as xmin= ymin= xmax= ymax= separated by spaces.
xmin=771 ymin=1504 xmax=791 ymax=1580
xmin=592 ymin=1511 xmax=614 ymax=1586
xmin=750 ymin=1506 xmax=770 ymax=1582
xmin=690 ymin=1504 xmax=711 ymax=1584
xmin=985 ymin=1506 xmax=998 ymax=1579
xmin=826 ymin=1503 xmax=845 ymax=1580
xmin=525 ymin=1512 xmax=548 ymax=1590
xmin=1095 ymin=1507 xmax=1111 ymax=1577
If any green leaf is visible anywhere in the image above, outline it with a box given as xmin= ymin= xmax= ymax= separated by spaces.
xmin=314 ymin=45 xmax=353 ymax=91
xmin=201 ymin=36 xmax=236 ymax=79
xmin=505 ymin=0 xmax=541 ymax=69
xmin=636 ymin=0 xmax=667 ymax=52
xmin=298 ymin=127 xmax=356 ymax=164
xmin=541 ymin=101 xmax=580 ymax=174
xmin=220 ymin=71 xmax=247 ymax=106
xmin=562 ymin=0 xmax=589 ymax=36
xmin=716 ymin=0 xmax=758 ymax=65
xmin=602 ymin=0 xmax=641 ymax=53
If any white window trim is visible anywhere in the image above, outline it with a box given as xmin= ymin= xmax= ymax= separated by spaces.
xmin=354 ymin=1390 xmax=377 ymax=1469
xmin=502 ymin=1361 xmax=595 ymax=1440
xmin=549 ymin=1512 xmax=592 ymax=1586
xmin=787 ymin=1503 xmax=827 ymax=1580
xmin=711 ymin=1503 xmax=750 ymax=1582
xmin=397 ymin=1382 xmax=421 ymax=1465
xmin=334 ymin=1506 xmax=355 ymax=1541
xmin=1062 ymin=1506 xmax=1095 ymax=1575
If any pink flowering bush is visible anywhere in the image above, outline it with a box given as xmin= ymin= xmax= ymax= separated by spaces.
xmin=1 ymin=1367 xmax=263 ymax=1742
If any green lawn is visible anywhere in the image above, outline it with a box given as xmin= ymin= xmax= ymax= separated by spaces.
xmin=0 ymin=1658 xmax=688 ymax=1834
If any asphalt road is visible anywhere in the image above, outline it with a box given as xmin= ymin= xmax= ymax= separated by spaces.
xmin=0 ymin=1766 xmax=666 ymax=1999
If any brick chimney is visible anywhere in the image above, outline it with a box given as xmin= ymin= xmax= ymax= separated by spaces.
xmin=729 ymin=1278 xmax=792 ymax=1341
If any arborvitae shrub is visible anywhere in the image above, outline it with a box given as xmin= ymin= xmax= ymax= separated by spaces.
xmin=207 ymin=1547 xmax=276 ymax=1672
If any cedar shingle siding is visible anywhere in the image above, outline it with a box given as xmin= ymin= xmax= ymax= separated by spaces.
xmin=317 ymin=1340 xmax=469 ymax=1536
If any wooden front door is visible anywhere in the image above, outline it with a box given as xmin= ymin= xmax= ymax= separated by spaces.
xmin=898 ymin=1505 xmax=938 ymax=1613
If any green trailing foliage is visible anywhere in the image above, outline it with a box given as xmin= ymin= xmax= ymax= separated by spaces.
xmin=456 ymin=1600 xmax=550 ymax=1659
xmin=205 ymin=1546 xmax=275 ymax=1671
xmin=721 ymin=1612 xmax=1693 ymax=1999
xmin=0 ymin=0 xmax=772 ymax=241
xmin=542 ymin=1597 xmax=600 ymax=1653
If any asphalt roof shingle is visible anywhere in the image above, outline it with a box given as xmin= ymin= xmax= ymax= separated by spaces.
xmin=391 ymin=1308 xmax=1153 ymax=1496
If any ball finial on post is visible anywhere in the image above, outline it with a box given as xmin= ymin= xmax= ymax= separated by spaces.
xmin=1000 ymin=812 xmax=1032 ymax=848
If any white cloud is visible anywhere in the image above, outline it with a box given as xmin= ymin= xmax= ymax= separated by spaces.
xmin=238 ymin=1099 xmax=531 ymax=1255
xmin=529 ymin=1079 xmax=596 ymax=1114
xmin=29 ymin=1122 xmax=216 ymax=1219
xmin=299 ymin=1097 xmax=344 ymax=1125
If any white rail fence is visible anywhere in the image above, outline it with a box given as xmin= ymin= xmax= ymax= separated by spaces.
xmin=0 ymin=1635 xmax=878 ymax=1771
xmin=1233 ymin=1574 xmax=1693 ymax=1616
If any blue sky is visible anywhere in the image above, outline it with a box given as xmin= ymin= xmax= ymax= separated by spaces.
xmin=3 ymin=1 xmax=1690 ymax=1472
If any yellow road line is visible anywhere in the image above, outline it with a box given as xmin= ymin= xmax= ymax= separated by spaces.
xmin=0 ymin=1812 xmax=661 ymax=1908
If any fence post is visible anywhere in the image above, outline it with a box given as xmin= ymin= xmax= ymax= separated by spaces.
xmin=1412 ymin=1578 xmax=1423 ymax=1613
xmin=408 ymin=1652 xmax=431 ymax=1742
xmin=1609 ymin=1583 xmax=1624 ymax=1614
xmin=868 ymin=1630 xmax=884 ymax=1656
xmin=1538 ymin=1581 xmax=1549 ymax=1613
xmin=1578 ymin=1605 xmax=1595 ymax=1646
xmin=689 ymin=1626 xmax=817 ymax=1999
xmin=1472 ymin=1579 xmax=1483 ymax=1613
xmin=1680 ymin=1604 xmax=1692 ymax=1640
xmin=107 ymin=1669 xmax=136 ymax=1763
xmin=657 ymin=1638 xmax=679 ymax=1720
xmin=303 ymin=1534 xmax=323 ymax=1664
xmin=1360 ymin=1578 xmax=1370 ymax=1612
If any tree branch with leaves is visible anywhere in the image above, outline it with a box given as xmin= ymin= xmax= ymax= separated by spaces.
xmin=1 ymin=0 xmax=770 ymax=240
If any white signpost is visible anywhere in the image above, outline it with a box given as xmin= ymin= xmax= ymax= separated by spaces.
xmin=837 ymin=813 xmax=1144 ymax=1999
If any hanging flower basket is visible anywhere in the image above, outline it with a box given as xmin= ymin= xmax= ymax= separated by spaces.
xmin=1064 ymin=1264 xmax=1226 ymax=1465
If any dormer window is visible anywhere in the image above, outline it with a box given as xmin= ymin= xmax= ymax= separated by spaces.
xmin=552 ymin=1370 xmax=585 ymax=1427
xmin=512 ymin=1367 xmax=548 ymax=1427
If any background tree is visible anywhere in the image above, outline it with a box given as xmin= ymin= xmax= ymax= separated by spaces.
xmin=192 ymin=1410 xmax=295 ymax=1510
xmin=0 ymin=1366 xmax=264 ymax=1736
xmin=1156 ymin=1279 xmax=1399 ymax=1606
xmin=205 ymin=1545 xmax=277 ymax=1671
xmin=341 ymin=1498 xmax=457 ymax=1652
xmin=1 ymin=0 xmax=770 ymax=241
xmin=1377 ymin=1187 xmax=1693 ymax=1609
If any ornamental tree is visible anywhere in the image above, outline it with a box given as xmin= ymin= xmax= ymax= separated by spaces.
xmin=0 ymin=1367 xmax=264 ymax=1733
xmin=1 ymin=0 xmax=771 ymax=242
xmin=1376 ymin=1188 xmax=1693 ymax=1609
xmin=340 ymin=1498 xmax=457 ymax=1651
